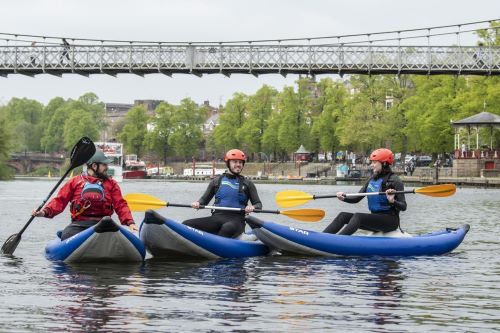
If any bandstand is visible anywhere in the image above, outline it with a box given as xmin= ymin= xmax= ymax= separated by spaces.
xmin=452 ymin=112 xmax=500 ymax=177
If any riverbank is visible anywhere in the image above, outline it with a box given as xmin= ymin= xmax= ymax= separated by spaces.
xmin=401 ymin=175 xmax=500 ymax=187
xmin=12 ymin=174 xmax=500 ymax=187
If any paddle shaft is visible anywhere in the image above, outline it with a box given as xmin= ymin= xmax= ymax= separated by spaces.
xmin=345 ymin=190 xmax=415 ymax=197
xmin=18 ymin=168 xmax=73 ymax=236
xmin=308 ymin=190 xmax=414 ymax=200
xmin=166 ymin=202 xmax=281 ymax=214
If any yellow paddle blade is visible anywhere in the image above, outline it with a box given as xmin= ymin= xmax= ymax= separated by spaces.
xmin=280 ymin=209 xmax=325 ymax=222
xmin=415 ymin=184 xmax=456 ymax=197
xmin=124 ymin=193 xmax=167 ymax=212
xmin=275 ymin=190 xmax=314 ymax=208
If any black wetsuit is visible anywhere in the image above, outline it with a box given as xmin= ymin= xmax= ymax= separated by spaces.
xmin=323 ymin=172 xmax=407 ymax=235
xmin=183 ymin=173 xmax=262 ymax=238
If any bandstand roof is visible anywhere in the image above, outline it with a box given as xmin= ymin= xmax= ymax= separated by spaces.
xmin=452 ymin=112 xmax=500 ymax=127
xmin=294 ymin=145 xmax=310 ymax=154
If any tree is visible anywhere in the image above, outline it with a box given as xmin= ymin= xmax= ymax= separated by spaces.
xmin=41 ymin=105 xmax=71 ymax=153
xmin=262 ymin=111 xmax=283 ymax=160
xmin=63 ymin=111 xmax=100 ymax=151
xmin=0 ymin=109 xmax=14 ymax=179
xmin=145 ymin=102 xmax=175 ymax=164
xmin=3 ymin=98 xmax=44 ymax=152
xmin=277 ymin=85 xmax=311 ymax=153
xmin=402 ymin=76 xmax=466 ymax=154
xmin=168 ymin=98 xmax=205 ymax=158
xmin=119 ymin=105 xmax=149 ymax=157
xmin=310 ymin=79 xmax=347 ymax=159
xmin=212 ymin=93 xmax=248 ymax=151
xmin=338 ymin=75 xmax=394 ymax=152
xmin=239 ymin=85 xmax=277 ymax=157
xmin=40 ymin=93 xmax=107 ymax=153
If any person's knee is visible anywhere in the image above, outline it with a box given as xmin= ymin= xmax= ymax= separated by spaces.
xmin=332 ymin=212 xmax=352 ymax=223
xmin=337 ymin=212 xmax=352 ymax=219
xmin=351 ymin=213 xmax=364 ymax=224
xmin=218 ymin=222 xmax=242 ymax=238
xmin=182 ymin=219 xmax=196 ymax=227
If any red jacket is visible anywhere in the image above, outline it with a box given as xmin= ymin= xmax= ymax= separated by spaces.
xmin=43 ymin=173 xmax=134 ymax=226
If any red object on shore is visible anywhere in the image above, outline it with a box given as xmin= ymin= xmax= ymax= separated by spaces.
xmin=123 ymin=170 xmax=148 ymax=179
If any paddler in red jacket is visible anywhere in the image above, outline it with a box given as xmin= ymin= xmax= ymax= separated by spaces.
xmin=32 ymin=150 xmax=138 ymax=240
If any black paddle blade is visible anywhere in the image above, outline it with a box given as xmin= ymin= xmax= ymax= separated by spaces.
xmin=69 ymin=137 xmax=96 ymax=169
xmin=1 ymin=233 xmax=21 ymax=255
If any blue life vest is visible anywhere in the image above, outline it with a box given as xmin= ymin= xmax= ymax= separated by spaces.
xmin=81 ymin=181 xmax=105 ymax=202
xmin=367 ymin=177 xmax=391 ymax=213
xmin=214 ymin=176 xmax=248 ymax=209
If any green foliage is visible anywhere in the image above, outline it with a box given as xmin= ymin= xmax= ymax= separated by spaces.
xmin=3 ymin=98 xmax=44 ymax=152
xmin=40 ymin=94 xmax=105 ymax=153
xmin=28 ymin=165 xmax=60 ymax=177
xmin=310 ymin=79 xmax=347 ymax=158
xmin=168 ymin=98 xmax=205 ymax=158
xmin=239 ymin=85 xmax=277 ymax=156
xmin=63 ymin=111 xmax=100 ymax=151
xmin=145 ymin=102 xmax=175 ymax=163
xmin=402 ymin=76 xmax=467 ymax=153
xmin=277 ymin=84 xmax=312 ymax=153
xmin=0 ymin=110 xmax=14 ymax=179
xmin=212 ymin=93 xmax=248 ymax=151
xmin=262 ymin=112 xmax=282 ymax=157
xmin=119 ymin=105 xmax=149 ymax=157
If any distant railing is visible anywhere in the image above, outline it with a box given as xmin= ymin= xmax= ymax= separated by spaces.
xmin=454 ymin=149 xmax=500 ymax=159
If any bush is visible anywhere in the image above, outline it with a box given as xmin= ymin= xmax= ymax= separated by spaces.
xmin=29 ymin=166 xmax=60 ymax=177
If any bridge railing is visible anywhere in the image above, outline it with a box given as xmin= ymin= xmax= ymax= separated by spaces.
xmin=1 ymin=44 xmax=499 ymax=75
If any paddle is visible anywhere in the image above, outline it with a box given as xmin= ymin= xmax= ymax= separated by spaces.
xmin=1 ymin=137 xmax=96 ymax=255
xmin=124 ymin=193 xmax=325 ymax=222
xmin=276 ymin=184 xmax=457 ymax=208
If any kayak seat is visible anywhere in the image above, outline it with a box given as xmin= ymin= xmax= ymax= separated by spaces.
xmin=367 ymin=229 xmax=412 ymax=238
xmin=245 ymin=216 xmax=265 ymax=229
xmin=144 ymin=209 xmax=165 ymax=225
xmin=94 ymin=216 xmax=120 ymax=233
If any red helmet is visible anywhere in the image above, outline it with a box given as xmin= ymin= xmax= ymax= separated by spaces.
xmin=370 ymin=148 xmax=394 ymax=165
xmin=224 ymin=149 xmax=246 ymax=162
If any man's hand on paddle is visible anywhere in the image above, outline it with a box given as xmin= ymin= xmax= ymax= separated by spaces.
xmin=31 ymin=209 xmax=45 ymax=217
xmin=386 ymin=189 xmax=396 ymax=203
xmin=191 ymin=201 xmax=201 ymax=210
xmin=336 ymin=192 xmax=346 ymax=201
xmin=244 ymin=205 xmax=255 ymax=214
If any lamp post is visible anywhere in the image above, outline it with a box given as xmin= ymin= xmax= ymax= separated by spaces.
xmin=259 ymin=152 xmax=269 ymax=175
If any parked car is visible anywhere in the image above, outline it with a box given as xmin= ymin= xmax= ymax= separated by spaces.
xmin=416 ymin=156 xmax=432 ymax=167
xmin=346 ymin=169 xmax=362 ymax=179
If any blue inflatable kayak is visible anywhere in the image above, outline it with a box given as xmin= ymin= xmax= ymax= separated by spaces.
xmin=246 ymin=216 xmax=470 ymax=257
xmin=140 ymin=210 xmax=269 ymax=259
xmin=45 ymin=217 xmax=146 ymax=262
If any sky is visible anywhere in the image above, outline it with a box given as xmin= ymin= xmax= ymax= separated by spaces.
xmin=0 ymin=0 xmax=499 ymax=106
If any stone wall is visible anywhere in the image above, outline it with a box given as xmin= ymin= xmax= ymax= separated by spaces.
xmin=452 ymin=159 xmax=499 ymax=177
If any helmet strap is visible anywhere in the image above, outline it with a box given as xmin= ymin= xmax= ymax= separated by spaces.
xmin=89 ymin=163 xmax=108 ymax=180
xmin=226 ymin=160 xmax=243 ymax=175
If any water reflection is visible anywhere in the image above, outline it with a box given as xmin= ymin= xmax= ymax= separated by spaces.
xmin=249 ymin=256 xmax=405 ymax=329
xmin=140 ymin=257 xmax=259 ymax=328
xmin=49 ymin=262 xmax=145 ymax=332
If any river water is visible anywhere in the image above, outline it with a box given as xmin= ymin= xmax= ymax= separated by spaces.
xmin=0 ymin=180 xmax=498 ymax=332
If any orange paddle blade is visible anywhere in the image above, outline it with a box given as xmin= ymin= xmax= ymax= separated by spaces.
xmin=415 ymin=184 xmax=456 ymax=197
xmin=280 ymin=209 xmax=325 ymax=222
